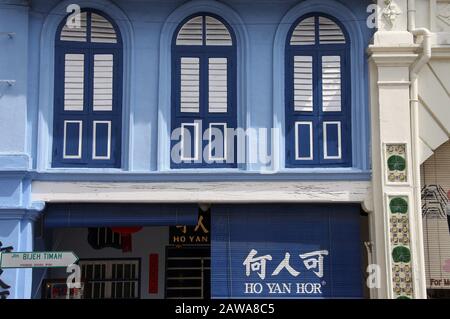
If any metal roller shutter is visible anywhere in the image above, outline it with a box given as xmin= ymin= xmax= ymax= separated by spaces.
xmin=211 ymin=204 xmax=363 ymax=298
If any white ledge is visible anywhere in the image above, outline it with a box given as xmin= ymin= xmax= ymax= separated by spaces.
xmin=32 ymin=180 xmax=371 ymax=204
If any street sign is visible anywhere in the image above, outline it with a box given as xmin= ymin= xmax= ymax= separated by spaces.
xmin=0 ymin=251 xmax=78 ymax=269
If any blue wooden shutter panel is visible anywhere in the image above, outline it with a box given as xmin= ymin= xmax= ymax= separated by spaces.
xmin=171 ymin=14 xmax=237 ymax=169
xmin=52 ymin=10 xmax=122 ymax=168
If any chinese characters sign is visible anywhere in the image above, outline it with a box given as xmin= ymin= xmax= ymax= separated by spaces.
xmin=242 ymin=249 xmax=329 ymax=295
xmin=170 ymin=210 xmax=210 ymax=245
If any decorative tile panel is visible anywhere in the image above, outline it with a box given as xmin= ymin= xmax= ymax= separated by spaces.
xmin=386 ymin=144 xmax=408 ymax=183
xmin=388 ymin=196 xmax=414 ymax=299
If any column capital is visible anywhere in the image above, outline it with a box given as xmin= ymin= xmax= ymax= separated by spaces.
xmin=368 ymin=45 xmax=419 ymax=66
xmin=0 ymin=202 xmax=45 ymax=221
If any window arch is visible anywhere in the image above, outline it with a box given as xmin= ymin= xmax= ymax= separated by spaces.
xmin=171 ymin=14 xmax=237 ymax=169
xmin=285 ymin=13 xmax=351 ymax=168
xmin=52 ymin=9 xmax=123 ymax=168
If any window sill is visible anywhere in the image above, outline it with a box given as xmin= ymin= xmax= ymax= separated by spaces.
xmin=29 ymin=167 xmax=371 ymax=182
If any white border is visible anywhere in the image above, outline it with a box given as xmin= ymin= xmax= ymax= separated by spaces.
xmin=92 ymin=120 xmax=112 ymax=160
xmin=181 ymin=122 xmax=200 ymax=161
xmin=323 ymin=121 xmax=342 ymax=160
xmin=63 ymin=120 xmax=83 ymax=159
xmin=295 ymin=121 xmax=313 ymax=161
xmin=208 ymin=123 xmax=228 ymax=161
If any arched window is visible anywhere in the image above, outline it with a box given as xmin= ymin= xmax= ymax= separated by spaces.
xmin=171 ymin=14 xmax=237 ymax=169
xmin=285 ymin=14 xmax=351 ymax=167
xmin=52 ymin=10 xmax=122 ymax=168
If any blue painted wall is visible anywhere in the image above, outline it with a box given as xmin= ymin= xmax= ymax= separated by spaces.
xmin=23 ymin=0 xmax=373 ymax=175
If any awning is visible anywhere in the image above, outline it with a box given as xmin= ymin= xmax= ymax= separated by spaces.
xmin=43 ymin=203 xmax=199 ymax=228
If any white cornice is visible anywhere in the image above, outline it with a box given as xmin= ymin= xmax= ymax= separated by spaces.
xmin=32 ymin=181 xmax=372 ymax=204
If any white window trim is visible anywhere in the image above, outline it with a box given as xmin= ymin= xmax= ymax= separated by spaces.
xmin=323 ymin=121 xmax=342 ymax=160
xmin=93 ymin=120 xmax=112 ymax=160
xmin=295 ymin=121 xmax=313 ymax=161
xmin=63 ymin=120 xmax=83 ymax=159
xmin=208 ymin=123 xmax=228 ymax=161
xmin=181 ymin=122 xmax=200 ymax=161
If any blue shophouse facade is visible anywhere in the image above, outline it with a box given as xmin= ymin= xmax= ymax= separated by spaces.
xmin=0 ymin=0 xmax=373 ymax=299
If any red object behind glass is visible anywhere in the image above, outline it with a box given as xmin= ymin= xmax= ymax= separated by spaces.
xmin=149 ymin=254 xmax=158 ymax=294
xmin=111 ymin=227 xmax=143 ymax=252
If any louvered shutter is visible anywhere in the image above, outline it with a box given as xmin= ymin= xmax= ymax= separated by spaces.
xmin=205 ymin=16 xmax=232 ymax=46
xmin=290 ymin=17 xmax=315 ymax=46
xmin=322 ymin=56 xmax=342 ymax=112
xmin=64 ymin=53 xmax=85 ymax=111
xmin=180 ymin=57 xmax=200 ymax=113
xmin=293 ymin=56 xmax=313 ymax=112
xmin=60 ymin=12 xmax=88 ymax=42
xmin=319 ymin=17 xmax=346 ymax=44
xmin=176 ymin=16 xmax=203 ymax=46
xmin=208 ymin=58 xmax=228 ymax=113
xmin=93 ymin=54 xmax=114 ymax=111
xmin=91 ymin=13 xmax=117 ymax=43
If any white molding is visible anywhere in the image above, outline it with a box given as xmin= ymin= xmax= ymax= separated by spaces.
xmin=295 ymin=121 xmax=313 ymax=161
xmin=63 ymin=120 xmax=82 ymax=159
xmin=208 ymin=123 xmax=227 ymax=161
xmin=92 ymin=120 xmax=112 ymax=160
xmin=180 ymin=122 xmax=200 ymax=161
xmin=31 ymin=180 xmax=371 ymax=204
xmin=323 ymin=121 xmax=342 ymax=160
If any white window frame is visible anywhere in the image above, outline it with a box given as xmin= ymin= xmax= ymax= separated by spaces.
xmin=63 ymin=120 xmax=83 ymax=159
xmin=208 ymin=123 xmax=228 ymax=161
xmin=295 ymin=121 xmax=313 ymax=161
xmin=92 ymin=120 xmax=112 ymax=160
xmin=323 ymin=121 xmax=342 ymax=160
xmin=181 ymin=122 xmax=200 ymax=161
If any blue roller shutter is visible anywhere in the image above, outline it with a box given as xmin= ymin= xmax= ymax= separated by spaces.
xmin=211 ymin=204 xmax=363 ymax=298
xmin=44 ymin=204 xmax=199 ymax=228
